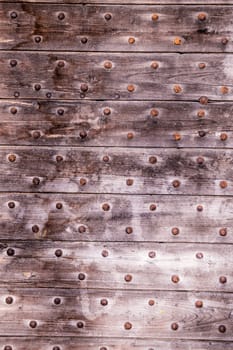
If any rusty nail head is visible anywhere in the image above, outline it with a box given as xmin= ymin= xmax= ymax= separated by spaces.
xmin=78 ymin=273 xmax=85 ymax=281
xmin=56 ymin=202 xmax=63 ymax=209
xmin=198 ymin=62 xmax=206 ymax=69
xmin=148 ymin=251 xmax=156 ymax=258
xmin=199 ymin=96 xmax=208 ymax=105
xmin=127 ymin=132 xmax=134 ymax=140
xmin=29 ymin=320 xmax=37 ymax=329
xmin=150 ymin=109 xmax=159 ymax=117
xmin=195 ymin=300 xmax=203 ymax=308
xmin=78 ymin=225 xmax=86 ymax=233
xmin=196 ymin=205 xmax=203 ymax=212
xmin=196 ymin=252 xmax=204 ymax=259
xmin=148 ymin=299 xmax=155 ymax=306
xmin=103 ymin=155 xmax=110 ymax=162
xmin=171 ymin=322 xmax=179 ymax=330
xmin=220 ymin=133 xmax=227 ymax=141
xmin=5 ymin=296 xmax=13 ymax=305
xmin=7 ymin=248 xmax=15 ymax=256
xmin=172 ymin=180 xmax=180 ymax=188
xmin=151 ymin=61 xmax=159 ymax=69
xmin=104 ymin=13 xmax=112 ymax=21
xmin=32 ymin=225 xmax=39 ymax=233
xmin=173 ymin=133 xmax=181 ymax=141
xmin=149 ymin=204 xmax=157 ymax=211
xmin=220 ymin=180 xmax=227 ymax=189
xmin=149 ymin=156 xmax=157 ymax=164
xmin=196 ymin=156 xmax=204 ymax=165
xmin=127 ymin=84 xmax=135 ymax=92
xmin=197 ymin=110 xmax=205 ymax=118
xmin=124 ymin=322 xmax=132 ymax=330
xmin=171 ymin=227 xmax=179 ymax=236
xmin=219 ymin=276 xmax=227 ymax=284
xmin=219 ymin=228 xmax=227 ymax=237
xmin=128 ymin=37 xmax=135 ymax=44
xmin=173 ymin=85 xmax=182 ymax=93
xmin=56 ymin=155 xmax=63 ymax=162
xmin=8 ymin=201 xmax=15 ymax=209
xmin=10 ymin=107 xmax=17 ymax=115
xmin=102 ymin=203 xmax=110 ymax=211
xmin=102 ymin=250 xmax=109 ymax=257
xmin=125 ymin=274 xmax=132 ymax=282
xmin=219 ymin=325 xmax=226 ymax=333
xmin=198 ymin=13 xmax=206 ymax=21
xmin=104 ymin=61 xmax=112 ymax=69
xmin=174 ymin=37 xmax=181 ymax=45
xmin=77 ymin=321 xmax=84 ymax=328
xmin=152 ymin=13 xmax=159 ymax=21
xmin=57 ymin=60 xmax=65 ymax=68
xmin=32 ymin=177 xmax=40 ymax=186
xmin=80 ymin=178 xmax=87 ymax=186
xmin=80 ymin=83 xmax=88 ymax=92
xmin=125 ymin=227 xmax=133 ymax=234
xmin=100 ymin=298 xmax=108 ymax=306
xmin=171 ymin=275 xmax=180 ymax=283
xmin=221 ymin=86 xmax=229 ymax=94
xmin=10 ymin=59 xmax=17 ymax=67
xmin=8 ymin=154 xmax=16 ymax=162
xmin=103 ymin=107 xmax=111 ymax=115
xmin=54 ymin=297 xmax=61 ymax=305
xmin=58 ymin=12 xmax=65 ymax=20
xmin=222 ymin=37 xmax=228 ymax=45
xmin=55 ymin=249 xmax=63 ymax=257
xmin=126 ymin=179 xmax=134 ymax=186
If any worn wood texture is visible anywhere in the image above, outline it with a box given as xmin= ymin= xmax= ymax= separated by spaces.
xmin=1 ymin=4 xmax=233 ymax=52
xmin=0 ymin=242 xmax=232 ymax=291
xmin=0 ymin=193 xmax=232 ymax=243
xmin=1 ymin=52 xmax=233 ymax=101
xmin=1 ymin=100 xmax=233 ymax=147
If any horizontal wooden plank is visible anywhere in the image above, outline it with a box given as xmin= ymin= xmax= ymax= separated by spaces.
xmin=0 ymin=288 xmax=231 ymax=339
xmin=1 ymin=4 xmax=233 ymax=52
xmin=1 ymin=52 xmax=233 ymax=101
xmin=0 ymin=147 xmax=233 ymax=194
xmin=1 ymin=100 xmax=233 ymax=147
xmin=0 ymin=193 xmax=233 ymax=243
xmin=0 ymin=241 xmax=232 ymax=291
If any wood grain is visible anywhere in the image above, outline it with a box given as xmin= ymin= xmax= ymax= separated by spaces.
xmin=0 ymin=241 xmax=232 ymax=291
xmin=0 ymin=193 xmax=233 ymax=243
xmin=1 ymin=99 xmax=233 ymax=147
xmin=1 ymin=52 xmax=233 ymax=101
xmin=0 ymin=288 xmax=231 ymax=339
xmin=0 ymin=4 xmax=233 ymax=52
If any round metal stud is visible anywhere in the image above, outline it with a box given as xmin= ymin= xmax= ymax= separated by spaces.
xmin=127 ymin=84 xmax=135 ymax=92
xmin=10 ymin=59 xmax=17 ymax=67
xmin=222 ymin=37 xmax=229 ymax=45
xmin=221 ymin=86 xmax=229 ymax=94
xmin=79 ymin=130 xmax=87 ymax=139
xmin=125 ymin=227 xmax=133 ymax=234
xmin=174 ymin=37 xmax=182 ymax=45
xmin=5 ymin=296 xmax=13 ymax=305
xmin=196 ymin=205 xmax=203 ymax=212
xmin=196 ymin=252 xmax=204 ymax=259
xmin=173 ymin=133 xmax=181 ymax=141
xmin=148 ymin=299 xmax=155 ymax=306
xmin=77 ymin=321 xmax=84 ymax=328
xmin=127 ymin=132 xmax=134 ymax=140
xmin=173 ymin=85 xmax=182 ymax=93
xmin=103 ymin=107 xmax=111 ymax=115
xmin=80 ymin=83 xmax=88 ymax=92
xmin=128 ymin=37 xmax=135 ymax=44
xmin=171 ymin=275 xmax=180 ymax=283
xmin=103 ymin=155 xmax=110 ymax=163
xmin=8 ymin=154 xmax=16 ymax=162
xmin=198 ymin=130 xmax=206 ymax=137
xmin=102 ymin=203 xmax=110 ymax=211
xmin=53 ymin=297 xmax=61 ymax=305
xmin=152 ymin=13 xmax=159 ymax=21
xmin=57 ymin=60 xmax=65 ymax=68
xmin=219 ymin=180 xmax=227 ymax=189
xmin=124 ymin=322 xmax=132 ymax=330
xmin=219 ymin=228 xmax=227 ymax=237
xmin=10 ymin=107 xmax=18 ymax=115
xmin=104 ymin=61 xmax=112 ymax=69
xmin=57 ymin=108 xmax=64 ymax=116
xmin=151 ymin=61 xmax=159 ymax=69
xmin=34 ymin=84 xmax=41 ymax=91
xmin=198 ymin=62 xmax=206 ymax=69
xmin=150 ymin=109 xmax=159 ymax=117
xmin=196 ymin=156 xmax=204 ymax=165
xmin=32 ymin=131 xmax=41 ymax=139
xmin=10 ymin=11 xmax=17 ymax=19
xmin=198 ymin=13 xmax=207 ymax=21
xmin=56 ymin=202 xmax=63 ymax=210
xmin=104 ymin=13 xmax=112 ymax=21
xmin=171 ymin=227 xmax=179 ymax=236
xmin=7 ymin=248 xmax=15 ymax=256
xmin=8 ymin=201 xmax=15 ymax=209
xmin=197 ymin=110 xmax=205 ymax=118
xmin=172 ymin=180 xmax=180 ymax=188
xmin=219 ymin=325 xmax=226 ymax=333
xmin=55 ymin=249 xmax=63 ymax=257
xmin=171 ymin=322 xmax=179 ymax=330
xmin=32 ymin=177 xmax=40 ymax=186
xmin=149 ymin=156 xmax=157 ymax=164
xmin=58 ymin=12 xmax=65 ymax=20
xmin=199 ymin=96 xmax=208 ymax=105
xmin=78 ymin=273 xmax=85 ymax=281
xmin=78 ymin=225 xmax=86 ymax=234
xmin=220 ymin=133 xmax=228 ymax=141
xmin=56 ymin=155 xmax=63 ymax=162
xmin=219 ymin=276 xmax=227 ymax=284
xmin=195 ymin=300 xmax=203 ymax=308
xmin=149 ymin=204 xmax=157 ymax=211
xmin=34 ymin=36 xmax=42 ymax=43
xmin=14 ymin=91 xmax=20 ymax=98
xmin=32 ymin=225 xmax=39 ymax=233
xmin=124 ymin=274 xmax=132 ymax=282
xmin=80 ymin=178 xmax=87 ymax=186
xmin=148 ymin=251 xmax=156 ymax=258
xmin=81 ymin=37 xmax=88 ymax=44
xmin=102 ymin=250 xmax=109 ymax=257
xmin=29 ymin=320 xmax=37 ymax=329
xmin=100 ymin=298 xmax=108 ymax=306
xmin=126 ymin=179 xmax=134 ymax=186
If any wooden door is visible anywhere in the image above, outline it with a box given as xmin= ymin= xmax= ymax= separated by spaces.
xmin=0 ymin=0 xmax=233 ymax=349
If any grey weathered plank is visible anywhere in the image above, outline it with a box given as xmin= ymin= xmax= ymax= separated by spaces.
xmin=1 ymin=52 xmax=233 ymax=101
xmin=1 ymin=99 xmax=233 ymax=148
xmin=0 ymin=288 xmax=231 ymax=339
xmin=0 ymin=0 xmax=233 ymax=3
xmin=0 ymin=146 xmax=233 ymax=195
xmin=1 ymin=193 xmax=233 ymax=243
xmin=0 ymin=241 xmax=232 ymax=291
xmin=0 ymin=4 xmax=233 ymax=52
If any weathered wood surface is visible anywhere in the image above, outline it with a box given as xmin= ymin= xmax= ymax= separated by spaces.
xmin=1 ymin=4 xmax=233 ymax=52
xmin=0 ymin=288 xmax=231 ymax=339
xmin=1 ymin=0 xmax=233 ymax=3
xmin=1 ymin=100 xmax=233 ymax=147
xmin=1 ymin=147 xmax=233 ymax=194
xmin=0 ymin=193 xmax=233 ymax=243
xmin=0 ymin=242 xmax=232 ymax=291
xmin=2 ymin=52 xmax=233 ymax=101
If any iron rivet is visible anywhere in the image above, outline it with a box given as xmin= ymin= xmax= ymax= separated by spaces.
xmin=151 ymin=13 xmax=159 ymax=21
xmin=80 ymin=178 xmax=87 ymax=186
xmin=100 ymin=298 xmax=108 ymax=306
xmin=197 ymin=110 xmax=205 ymax=118
xmin=10 ymin=11 xmax=17 ymax=19
xmin=8 ymin=201 xmax=15 ymax=209
xmin=126 ymin=179 xmax=134 ymax=186
xmin=53 ymin=347 xmax=61 ymax=350
xmin=125 ymin=227 xmax=133 ymax=234
xmin=10 ymin=59 xmax=17 ymax=67
xmin=77 ymin=321 xmax=84 ymax=328
xmin=124 ymin=322 xmax=132 ymax=330
xmin=196 ymin=156 xmax=204 ymax=165
xmin=102 ymin=203 xmax=110 ymax=211
xmin=150 ymin=109 xmax=159 ymax=117
xmin=57 ymin=108 xmax=64 ymax=116
xmin=78 ymin=225 xmax=86 ymax=234
xmin=172 ymin=180 xmax=180 ymax=188
xmin=56 ymin=203 xmax=63 ymax=210
xmin=219 ymin=276 xmax=227 ymax=284
xmin=32 ymin=225 xmax=39 ymax=233
xmin=104 ymin=61 xmax=112 ymax=69
xmin=14 ymin=91 xmax=20 ymax=98
xmin=46 ymin=92 xmax=52 ymax=98
xmin=80 ymin=84 xmax=88 ymax=92
xmin=195 ymin=300 xmax=203 ymax=308
xmin=34 ymin=36 xmax=42 ymax=43
xmin=10 ymin=107 xmax=17 ymax=115
xmin=198 ymin=130 xmax=206 ymax=137
xmin=128 ymin=37 xmax=135 ymax=44
xmin=149 ymin=156 xmax=157 ymax=164
xmin=8 ymin=154 xmax=16 ymax=162
xmin=4 ymin=346 xmax=12 ymax=350
xmin=219 ymin=325 xmax=226 ymax=333
xmin=220 ymin=133 xmax=227 ymax=141
xmin=78 ymin=273 xmax=85 ymax=281
xmin=198 ymin=13 xmax=206 ymax=21
xmin=56 ymin=155 xmax=63 ymax=162
xmin=5 ymin=296 xmax=13 ymax=305
xmin=29 ymin=320 xmax=37 ymax=329
xmin=125 ymin=274 xmax=132 ymax=282
xmin=148 ymin=251 xmax=156 ymax=258
xmin=173 ymin=133 xmax=181 ymax=141
xmin=174 ymin=37 xmax=182 ymax=45
xmin=57 ymin=60 xmax=65 ymax=68
xmin=32 ymin=131 xmax=41 ymax=139
xmin=198 ymin=62 xmax=206 ymax=69
xmin=219 ymin=228 xmax=227 ymax=237
xmin=222 ymin=37 xmax=228 ymax=45
xmin=219 ymin=180 xmax=227 ymax=189
xmin=171 ymin=227 xmax=179 ymax=236
xmin=151 ymin=61 xmax=159 ymax=69
xmin=171 ymin=275 xmax=180 ymax=283
xmin=102 ymin=250 xmax=109 ymax=257
xmin=53 ymin=297 xmax=61 ymax=305
xmin=58 ymin=12 xmax=65 ymax=20
xmin=7 ymin=248 xmax=15 ymax=256
xmin=127 ymin=132 xmax=134 ymax=140
xmin=81 ymin=37 xmax=88 ymax=44
xmin=199 ymin=96 xmax=208 ymax=105
xmin=104 ymin=13 xmax=112 ymax=21
xmin=173 ymin=85 xmax=182 ymax=93
xmin=196 ymin=205 xmax=203 ymax=212
xmin=32 ymin=177 xmax=40 ymax=186
xmin=79 ymin=130 xmax=87 ymax=139
xmin=103 ymin=155 xmax=110 ymax=163
xmin=127 ymin=85 xmax=135 ymax=92
xmin=100 ymin=348 xmax=107 ymax=350
xmin=148 ymin=299 xmax=155 ymax=306
xmin=34 ymin=84 xmax=41 ymax=91
xmin=149 ymin=204 xmax=156 ymax=211
xmin=196 ymin=252 xmax=203 ymax=259
xmin=55 ymin=249 xmax=63 ymax=257
xmin=103 ymin=107 xmax=111 ymax=115
xmin=221 ymin=86 xmax=229 ymax=94
xmin=171 ymin=322 xmax=179 ymax=330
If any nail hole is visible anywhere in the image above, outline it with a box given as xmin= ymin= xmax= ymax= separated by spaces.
xmin=219 ymin=325 xmax=226 ymax=333
xmin=9 ymin=59 xmax=17 ymax=67
xmin=57 ymin=108 xmax=64 ymax=116
xmin=10 ymin=11 xmax=17 ymax=19
xmin=34 ymin=36 xmax=42 ymax=43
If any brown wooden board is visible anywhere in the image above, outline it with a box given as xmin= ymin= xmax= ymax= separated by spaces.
xmin=0 ymin=3 xmax=233 ymax=52
xmin=1 ymin=52 xmax=233 ymax=101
